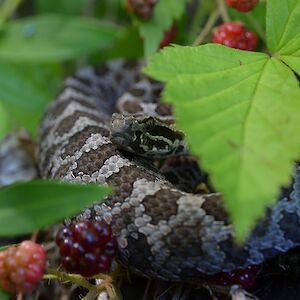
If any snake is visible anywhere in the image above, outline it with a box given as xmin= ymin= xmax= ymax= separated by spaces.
xmin=37 ymin=60 xmax=300 ymax=282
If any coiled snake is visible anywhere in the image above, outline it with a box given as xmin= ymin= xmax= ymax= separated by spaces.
xmin=37 ymin=60 xmax=300 ymax=282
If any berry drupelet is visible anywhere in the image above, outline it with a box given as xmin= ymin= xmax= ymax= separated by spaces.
xmin=0 ymin=241 xmax=46 ymax=294
xmin=56 ymin=220 xmax=118 ymax=277
xmin=212 ymin=22 xmax=258 ymax=51
xmin=225 ymin=0 xmax=259 ymax=12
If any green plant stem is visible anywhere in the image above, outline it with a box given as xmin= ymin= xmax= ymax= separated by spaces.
xmin=43 ymin=269 xmax=119 ymax=299
xmin=192 ymin=9 xmax=220 ymax=46
xmin=43 ymin=268 xmax=94 ymax=291
xmin=216 ymin=0 xmax=230 ymax=22
xmin=0 ymin=0 xmax=23 ymax=28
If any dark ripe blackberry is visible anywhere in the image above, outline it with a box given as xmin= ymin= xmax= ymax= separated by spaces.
xmin=58 ymin=239 xmax=73 ymax=256
xmin=209 ymin=264 xmax=261 ymax=290
xmin=56 ymin=221 xmax=118 ymax=277
xmin=55 ymin=227 xmax=73 ymax=245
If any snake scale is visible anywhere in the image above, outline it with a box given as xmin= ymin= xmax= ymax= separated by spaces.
xmin=37 ymin=60 xmax=300 ymax=282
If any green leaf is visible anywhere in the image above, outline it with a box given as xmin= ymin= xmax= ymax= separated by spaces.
xmin=0 ymin=14 xmax=122 ymax=62
xmin=145 ymin=44 xmax=300 ymax=240
xmin=0 ymin=288 xmax=10 ymax=300
xmin=98 ymin=26 xmax=143 ymax=62
xmin=138 ymin=0 xmax=188 ymax=57
xmin=0 ymin=63 xmax=61 ymax=135
xmin=36 ymin=0 xmax=85 ymax=15
xmin=0 ymin=180 xmax=112 ymax=236
xmin=267 ymin=0 xmax=300 ymax=54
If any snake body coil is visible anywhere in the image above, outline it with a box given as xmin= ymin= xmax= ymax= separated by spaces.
xmin=38 ymin=61 xmax=300 ymax=282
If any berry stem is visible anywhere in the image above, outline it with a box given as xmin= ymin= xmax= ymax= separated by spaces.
xmin=216 ymin=0 xmax=230 ymax=22
xmin=43 ymin=268 xmax=95 ymax=291
xmin=193 ymin=9 xmax=220 ymax=46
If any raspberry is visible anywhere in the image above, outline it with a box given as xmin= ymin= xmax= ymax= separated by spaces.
xmin=212 ymin=22 xmax=258 ymax=51
xmin=0 ymin=241 xmax=46 ymax=294
xmin=225 ymin=0 xmax=259 ymax=12
xmin=125 ymin=0 xmax=157 ymax=19
xmin=56 ymin=221 xmax=118 ymax=277
xmin=209 ymin=264 xmax=261 ymax=290
xmin=159 ymin=24 xmax=177 ymax=49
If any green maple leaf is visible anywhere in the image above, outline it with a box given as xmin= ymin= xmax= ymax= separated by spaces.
xmin=144 ymin=0 xmax=300 ymax=240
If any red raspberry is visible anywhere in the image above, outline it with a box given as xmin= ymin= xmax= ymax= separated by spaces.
xmin=225 ymin=0 xmax=259 ymax=12
xmin=159 ymin=24 xmax=177 ymax=49
xmin=125 ymin=0 xmax=157 ymax=19
xmin=0 ymin=241 xmax=46 ymax=294
xmin=209 ymin=264 xmax=261 ymax=290
xmin=56 ymin=221 xmax=118 ymax=277
xmin=212 ymin=22 xmax=258 ymax=51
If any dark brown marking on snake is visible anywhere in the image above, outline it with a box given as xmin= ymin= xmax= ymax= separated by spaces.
xmin=55 ymin=111 xmax=102 ymax=136
xmin=129 ymin=87 xmax=146 ymax=97
xmin=155 ymin=103 xmax=173 ymax=117
xmin=142 ymin=189 xmax=181 ymax=225
xmin=61 ymin=126 xmax=110 ymax=159
xmin=201 ymin=194 xmax=229 ymax=223
xmin=73 ymin=144 xmax=118 ymax=176
xmin=167 ymin=226 xmax=204 ymax=257
xmin=121 ymin=100 xmax=143 ymax=114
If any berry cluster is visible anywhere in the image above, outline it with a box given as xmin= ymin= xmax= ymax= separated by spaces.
xmin=209 ymin=264 xmax=261 ymax=290
xmin=125 ymin=0 xmax=157 ymax=19
xmin=225 ymin=0 xmax=259 ymax=12
xmin=56 ymin=221 xmax=118 ymax=277
xmin=0 ymin=241 xmax=46 ymax=294
xmin=212 ymin=22 xmax=258 ymax=51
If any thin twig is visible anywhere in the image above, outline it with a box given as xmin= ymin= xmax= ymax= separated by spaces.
xmin=30 ymin=230 xmax=38 ymax=243
xmin=43 ymin=269 xmax=94 ymax=291
xmin=192 ymin=9 xmax=220 ymax=46
xmin=216 ymin=0 xmax=230 ymax=22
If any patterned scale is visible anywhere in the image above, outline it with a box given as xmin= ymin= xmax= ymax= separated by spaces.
xmin=38 ymin=60 xmax=300 ymax=282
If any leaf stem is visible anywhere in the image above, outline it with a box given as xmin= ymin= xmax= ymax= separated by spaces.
xmin=192 ymin=9 xmax=220 ymax=46
xmin=216 ymin=0 xmax=230 ymax=23
xmin=0 ymin=0 xmax=23 ymax=28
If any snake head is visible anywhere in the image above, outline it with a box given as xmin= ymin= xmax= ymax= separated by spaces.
xmin=110 ymin=113 xmax=188 ymax=158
